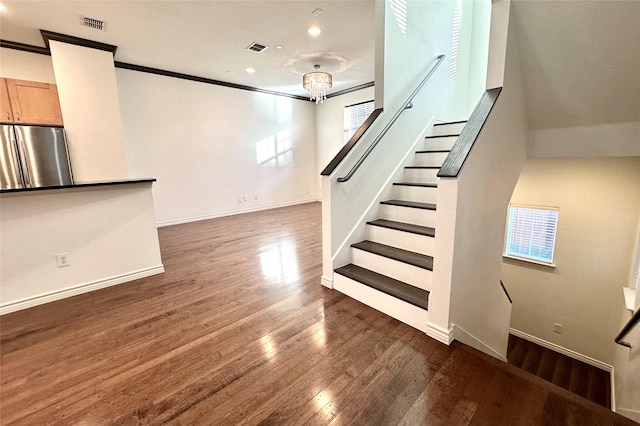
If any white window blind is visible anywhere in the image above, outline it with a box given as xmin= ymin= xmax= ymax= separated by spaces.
xmin=344 ymin=100 xmax=374 ymax=144
xmin=505 ymin=204 xmax=559 ymax=265
xmin=630 ymin=225 xmax=640 ymax=290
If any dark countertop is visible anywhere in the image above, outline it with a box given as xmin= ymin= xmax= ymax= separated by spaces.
xmin=0 ymin=178 xmax=156 ymax=194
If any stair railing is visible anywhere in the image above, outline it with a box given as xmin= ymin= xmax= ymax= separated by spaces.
xmin=615 ymin=308 xmax=640 ymax=348
xmin=337 ymin=54 xmax=446 ymax=183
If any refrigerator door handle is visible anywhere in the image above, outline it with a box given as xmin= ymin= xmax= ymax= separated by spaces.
xmin=16 ymin=132 xmax=32 ymax=188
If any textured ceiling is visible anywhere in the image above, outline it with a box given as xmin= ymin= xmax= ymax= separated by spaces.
xmin=0 ymin=0 xmax=375 ymax=97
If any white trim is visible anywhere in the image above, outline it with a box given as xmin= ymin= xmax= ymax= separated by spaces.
xmin=426 ymin=322 xmax=454 ymax=345
xmin=156 ymin=198 xmax=320 ymax=227
xmin=503 ymin=255 xmax=556 ymax=268
xmin=321 ymin=275 xmax=333 ymax=289
xmin=616 ymin=408 xmax=640 ymax=422
xmin=453 ymin=324 xmax=508 ymax=362
xmin=623 ymin=287 xmax=636 ymax=312
xmin=0 ymin=265 xmax=165 ymax=315
xmin=509 ymin=328 xmax=613 ymax=372
xmin=610 ymin=366 xmax=616 ymax=412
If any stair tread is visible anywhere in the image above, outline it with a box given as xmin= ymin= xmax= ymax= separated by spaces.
xmin=424 ymin=134 xmax=460 ymax=139
xmin=434 ymin=120 xmax=467 ymax=126
xmin=393 ymin=182 xmax=437 ymax=188
xmin=352 ymin=240 xmax=433 ymax=270
xmin=367 ymin=219 xmax=435 ymax=237
xmin=415 ymin=149 xmax=451 ymax=153
xmin=405 ymin=166 xmax=440 ymax=169
xmin=335 ymin=263 xmax=429 ymax=310
xmin=380 ymin=199 xmax=437 ymax=210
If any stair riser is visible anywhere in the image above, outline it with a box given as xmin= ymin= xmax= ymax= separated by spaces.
xmin=334 ymin=273 xmax=429 ymax=333
xmin=351 ymin=248 xmax=432 ymax=291
xmin=366 ymin=225 xmax=435 ymax=257
xmin=379 ymin=204 xmax=436 ymax=229
xmin=421 ymin=136 xmax=457 ymax=151
xmin=412 ymin=152 xmax=449 ymax=167
xmin=431 ymin=122 xmax=466 ymax=135
xmin=392 ymin=185 xmax=437 ymax=204
xmin=403 ymin=168 xmax=439 ymax=183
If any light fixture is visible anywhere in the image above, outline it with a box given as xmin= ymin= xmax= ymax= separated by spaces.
xmin=246 ymin=67 xmax=255 ymax=74
xmin=303 ymin=65 xmax=332 ymax=104
xmin=308 ymin=26 xmax=321 ymax=36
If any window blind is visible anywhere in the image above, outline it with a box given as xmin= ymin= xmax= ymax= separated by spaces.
xmin=344 ymin=100 xmax=374 ymax=144
xmin=505 ymin=204 xmax=559 ymax=264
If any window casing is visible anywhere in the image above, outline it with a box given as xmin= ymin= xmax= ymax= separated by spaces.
xmin=505 ymin=204 xmax=559 ymax=265
xmin=344 ymin=100 xmax=374 ymax=144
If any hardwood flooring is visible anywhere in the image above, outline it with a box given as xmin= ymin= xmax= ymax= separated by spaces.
xmin=1 ymin=202 xmax=637 ymax=425
xmin=507 ymin=334 xmax=611 ymax=409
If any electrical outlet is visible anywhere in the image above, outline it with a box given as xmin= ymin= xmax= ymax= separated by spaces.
xmin=553 ymin=323 xmax=563 ymax=334
xmin=243 ymin=194 xmax=247 ymax=202
xmin=56 ymin=253 xmax=71 ymax=268
xmin=238 ymin=195 xmax=242 ymax=203
xmin=254 ymin=194 xmax=258 ymax=200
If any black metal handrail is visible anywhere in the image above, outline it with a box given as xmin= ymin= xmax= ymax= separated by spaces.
xmin=337 ymin=54 xmax=446 ymax=183
xmin=615 ymin=308 xmax=640 ymax=348
xmin=500 ymin=280 xmax=512 ymax=304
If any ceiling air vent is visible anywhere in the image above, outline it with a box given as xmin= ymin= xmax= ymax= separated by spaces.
xmin=82 ymin=16 xmax=105 ymax=30
xmin=246 ymin=42 xmax=268 ymax=53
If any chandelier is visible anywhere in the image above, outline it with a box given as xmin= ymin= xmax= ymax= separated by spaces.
xmin=303 ymin=65 xmax=332 ymax=104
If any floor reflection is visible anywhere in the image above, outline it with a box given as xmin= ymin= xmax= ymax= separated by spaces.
xmin=258 ymin=238 xmax=300 ymax=284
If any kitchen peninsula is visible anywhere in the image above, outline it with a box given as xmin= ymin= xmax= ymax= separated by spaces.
xmin=0 ymin=178 xmax=164 ymax=314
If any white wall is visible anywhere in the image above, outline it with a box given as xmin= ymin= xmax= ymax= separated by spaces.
xmin=50 ymin=41 xmax=129 ymax=181
xmin=613 ymin=317 xmax=640 ymax=421
xmin=0 ymin=184 xmax=164 ymax=313
xmin=502 ymin=157 xmax=640 ymax=365
xmin=116 ymin=69 xmax=318 ymax=226
xmin=435 ymin=0 xmax=529 ymax=358
xmin=528 ymin=121 xmax=640 ymax=158
xmin=0 ymin=48 xmax=55 ymax=83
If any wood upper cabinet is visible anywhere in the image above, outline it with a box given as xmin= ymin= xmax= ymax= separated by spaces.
xmin=2 ymin=78 xmax=64 ymax=126
xmin=0 ymin=78 xmax=13 ymax=123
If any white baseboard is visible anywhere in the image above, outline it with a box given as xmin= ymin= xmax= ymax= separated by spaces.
xmin=426 ymin=322 xmax=454 ymax=345
xmin=453 ymin=325 xmax=508 ymax=362
xmin=321 ymin=275 xmax=333 ymax=289
xmin=157 ymin=199 xmax=320 ymax=227
xmin=0 ymin=265 xmax=165 ymax=315
xmin=616 ymin=408 xmax=640 ymax=422
xmin=509 ymin=328 xmax=613 ymax=372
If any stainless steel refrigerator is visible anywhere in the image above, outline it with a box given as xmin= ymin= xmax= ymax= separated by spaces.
xmin=0 ymin=124 xmax=73 ymax=189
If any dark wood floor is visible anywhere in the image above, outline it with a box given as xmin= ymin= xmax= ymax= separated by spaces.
xmin=507 ymin=334 xmax=611 ymax=408
xmin=1 ymin=202 xmax=637 ymax=425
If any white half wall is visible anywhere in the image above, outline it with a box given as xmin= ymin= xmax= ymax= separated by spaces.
xmin=434 ymin=2 xmax=529 ymax=357
xmin=502 ymin=157 xmax=640 ymax=365
xmin=50 ymin=41 xmax=129 ymax=181
xmin=116 ymin=69 xmax=318 ymax=226
xmin=0 ymin=48 xmax=55 ymax=83
xmin=528 ymin=121 xmax=640 ymax=158
xmin=0 ymin=183 xmax=164 ymax=313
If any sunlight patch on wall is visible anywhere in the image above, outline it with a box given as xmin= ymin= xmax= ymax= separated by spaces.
xmin=390 ymin=0 xmax=407 ymax=38
xmin=256 ymin=128 xmax=293 ymax=168
xmin=450 ymin=5 xmax=461 ymax=91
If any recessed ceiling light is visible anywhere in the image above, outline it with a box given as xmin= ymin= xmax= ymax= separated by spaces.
xmin=276 ymin=45 xmax=283 ymax=50
xmin=246 ymin=67 xmax=255 ymax=74
xmin=308 ymin=26 xmax=321 ymax=36
xmin=0 ymin=3 xmax=5 ymax=11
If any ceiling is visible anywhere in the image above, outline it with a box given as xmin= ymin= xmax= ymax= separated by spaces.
xmin=0 ymin=0 xmax=375 ymax=98
xmin=512 ymin=0 xmax=640 ymax=130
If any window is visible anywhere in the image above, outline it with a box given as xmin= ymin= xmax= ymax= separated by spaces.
xmin=344 ymin=100 xmax=374 ymax=144
xmin=505 ymin=204 xmax=559 ymax=265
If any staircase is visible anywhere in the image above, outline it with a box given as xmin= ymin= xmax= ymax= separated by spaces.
xmin=333 ymin=120 xmax=466 ymax=332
